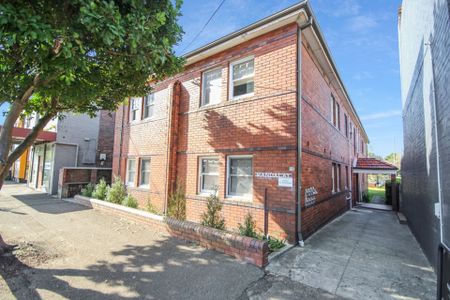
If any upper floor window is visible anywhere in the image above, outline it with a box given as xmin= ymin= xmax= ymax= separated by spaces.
xmin=331 ymin=95 xmax=340 ymax=129
xmin=130 ymin=97 xmax=141 ymax=122
xmin=230 ymin=57 xmax=254 ymax=99
xmin=199 ymin=157 xmax=219 ymax=194
xmin=227 ymin=155 xmax=253 ymax=197
xmin=344 ymin=114 xmax=349 ymax=138
xmin=201 ymin=68 xmax=222 ymax=106
xmin=143 ymin=93 xmax=155 ymax=119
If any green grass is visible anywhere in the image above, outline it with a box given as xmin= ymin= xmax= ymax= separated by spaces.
xmin=368 ymin=186 xmax=385 ymax=203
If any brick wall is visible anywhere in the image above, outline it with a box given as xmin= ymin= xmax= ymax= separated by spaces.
xmin=97 ymin=110 xmax=116 ymax=168
xmin=112 ymin=22 xmax=368 ymax=243
xmin=300 ymin=40 xmax=367 ymax=238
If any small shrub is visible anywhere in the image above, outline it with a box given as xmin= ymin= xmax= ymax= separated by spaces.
xmin=92 ymin=178 xmax=109 ymax=200
xmin=265 ymin=236 xmax=286 ymax=253
xmin=238 ymin=213 xmax=258 ymax=238
xmin=146 ymin=199 xmax=160 ymax=215
xmin=107 ymin=177 xmax=127 ymax=204
xmin=122 ymin=195 xmax=138 ymax=208
xmin=201 ymin=191 xmax=225 ymax=230
xmin=80 ymin=183 xmax=94 ymax=197
xmin=168 ymin=182 xmax=186 ymax=220
xmin=362 ymin=192 xmax=369 ymax=203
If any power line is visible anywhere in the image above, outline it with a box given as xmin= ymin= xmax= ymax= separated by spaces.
xmin=181 ymin=0 xmax=227 ymax=54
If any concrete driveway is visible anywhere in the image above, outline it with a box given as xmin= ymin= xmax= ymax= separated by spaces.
xmin=266 ymin=208 xmax=437 ymax=299
xmin=0 ymin=183 xmax=263 ymax=299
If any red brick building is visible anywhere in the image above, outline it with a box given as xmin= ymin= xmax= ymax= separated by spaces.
xmin=112 ymin=2 xmax=368 ymax=243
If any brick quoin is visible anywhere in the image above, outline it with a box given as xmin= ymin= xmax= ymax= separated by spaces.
xmin=112 ymin=5 xmax=368 ymax=244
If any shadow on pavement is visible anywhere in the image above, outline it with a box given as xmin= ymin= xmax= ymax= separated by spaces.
xmin=1 ymin=236 xmax=258 ymax=300
xmin=11 ymin=193 xmax=89 ymax=215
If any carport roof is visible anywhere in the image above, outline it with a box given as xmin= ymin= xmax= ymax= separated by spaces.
xmin=353 ymin=158 xmax=398 ymax=174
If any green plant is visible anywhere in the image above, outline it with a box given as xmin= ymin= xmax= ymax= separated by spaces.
xmin=92 ymin=178 xmax=109 ymax=200
xmin=80 ymin=183 xmax=94 ymax=197
xmin=238 ymin=213 xmax=258 ymax=238
xmin=106 ymin=177 xmax=127 ymax=204
xmin=362 ymin=192 xmax=369 ymax=203
xmin=168 ymin=182 xmax=186 ymax=220
xmin=146 ymin=198 xmax=160 ymax=215
xmin=0 ymin=0 xmax=184 ymax=189
xmin=201 ymin=191 xmax=225 ymax=230
xmin=265 ymin=236 xmax=286 ymax=252
xmin=122 ymin=195 xmax=138 ymax=208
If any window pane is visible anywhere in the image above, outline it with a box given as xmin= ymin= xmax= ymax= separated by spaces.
xmin=202 ymin=69 xmax=222 ymax=106
xmin=202 ymin=158 xmax=219 ymax=174
xmin=229 ymin=176 xmax=252 ymax=195
xmin=140 ymin=159 xmax=150 ymax=185
xmin=230 ymin=158 xmax=252 ymax=175
xmin=128 ymin=160 xmax=135 ymax=183
xmin=233 ymin=81 xmax=254 ymax=97
xmin=232 ymin=59 xmax=254 ymax=80
xmin=202 ymin=174 xmax=218 ymax=191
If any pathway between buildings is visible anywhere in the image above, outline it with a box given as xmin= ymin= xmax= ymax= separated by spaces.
xmin=261 ymin=208 xmax=437 ymax=299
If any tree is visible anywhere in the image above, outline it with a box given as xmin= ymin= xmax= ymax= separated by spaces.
xmin=0 ymin=0 xmax=183 ymax=252
xmin=385 ymin=152 xmax=401 ymax=168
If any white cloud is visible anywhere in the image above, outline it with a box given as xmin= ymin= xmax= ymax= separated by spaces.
xmin=347 ymin=15 xmax=378 ymax=32
xmin=316 ymin=0 xmax=360 ymax=17
xmin=361 ymin=110 xmax=402 ymax=121
xmin=353 ymin=71 xmax=374 ymax=81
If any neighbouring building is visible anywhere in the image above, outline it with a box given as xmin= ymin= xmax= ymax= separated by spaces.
xmin=7 ymin=110 xmax=115 ymax=194
xmin=398 ymin=0 xmax=450 ymax=273
xmin=112 ymin=2 xmax=369 ymax=243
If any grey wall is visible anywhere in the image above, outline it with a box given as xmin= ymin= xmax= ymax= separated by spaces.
xmin=399 ymin=0 xmax=450 ymax=267
xmin=56 ymin=113 xmax=101 ymax=166
xmin=51 ymin=143 xmax=78 ymax=195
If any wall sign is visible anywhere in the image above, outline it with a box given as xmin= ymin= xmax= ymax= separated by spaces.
xmin=255 ymin=172 xmax=292 ymax=179
xmin=305 ymin=187 xmax=318 ymax=207
xmin=278 ymin=177 xmax=293 ymax=187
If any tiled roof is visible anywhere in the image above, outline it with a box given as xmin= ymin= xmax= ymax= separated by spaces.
xmin=355 ymin=158 xmax=398 ymax=170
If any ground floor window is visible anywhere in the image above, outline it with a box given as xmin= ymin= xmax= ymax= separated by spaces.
xmin=126 ymin=159 xmax=136 ymax=186
xmin=332 ymin=163 xmax=340 ymax=193
xmin=199 ymin=157 xmax=219 ymax=193
xmin=139 ymin=158 xmax=151 ymax=187
xmin=227 ymin=156 xmax=253 ymax=197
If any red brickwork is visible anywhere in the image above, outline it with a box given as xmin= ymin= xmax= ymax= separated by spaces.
xmin=112 ymin=22 xmax=368 ymax=243
xmin=97 ymin=110 xmax=116 ymax=168
xmin=71 ymin=195 xmax=268 ymax=267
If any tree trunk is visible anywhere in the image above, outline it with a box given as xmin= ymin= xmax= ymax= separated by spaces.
xmin=0 ymin=233 xmax=16 ymax=254
xmin=0 ymin=112 xmax=55 ymax=190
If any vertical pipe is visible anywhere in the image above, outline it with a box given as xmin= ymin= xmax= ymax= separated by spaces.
xmin=264 ymin=187 xmax=268 ymax=237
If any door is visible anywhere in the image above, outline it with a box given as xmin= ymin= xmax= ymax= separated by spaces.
xmin=352 ymin=173 xmax=359 ymax=206
xmin=36 ymin=156 xmax=42 ymax=189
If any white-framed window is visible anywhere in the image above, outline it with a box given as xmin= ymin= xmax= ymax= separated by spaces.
xmin=139 ymin=158 xmax=151 ymax=187
xmin=143 ymin=93 xmax=155 ymax=119
xmin=201 ymin=68 xmax=222 ymax=106
xmin=129 ymin=97 xmax=141 ymax=122
xmin=229 ymin=56 xmax=254 ymax=100
xmin=227 ymin=155 xmax=253 ymax=198
xmin=331 ymin=95 xmax=340 ymax=129
xmin=126 ymin=158 xmax=136 ymax=186
xmin=332 ymin=163 xmax=340 ymax=193
xmin=199 ymin=157 xmax=219 ymax=194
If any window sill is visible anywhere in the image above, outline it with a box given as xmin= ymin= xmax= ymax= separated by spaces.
xmin=229 ymin=92 xmax=254 ymax=101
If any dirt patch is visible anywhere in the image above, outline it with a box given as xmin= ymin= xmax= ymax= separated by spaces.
xmin=0 ymin=241 xmax=57 ymax=277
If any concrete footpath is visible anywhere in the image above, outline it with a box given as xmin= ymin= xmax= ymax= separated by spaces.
xmin=265 ymin=208 xmax=437 ymax=299
xmin=0 ymin=184 xmax=437 ymax=299
xmin=0 ymin=184 xmax=263 ymax=299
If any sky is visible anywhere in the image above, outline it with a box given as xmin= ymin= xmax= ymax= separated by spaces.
xmin=0 ymin=0 xmax=403 ymax=157
xmin=174 ymin=0 xmax=403 ymax=157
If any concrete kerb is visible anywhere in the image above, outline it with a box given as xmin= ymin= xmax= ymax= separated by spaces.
xmin=63 ymin=195 xmax=269 ymax=267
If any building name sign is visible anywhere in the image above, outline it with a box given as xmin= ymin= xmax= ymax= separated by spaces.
xmin=255 ymin=172 xmax=292 ymax=179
